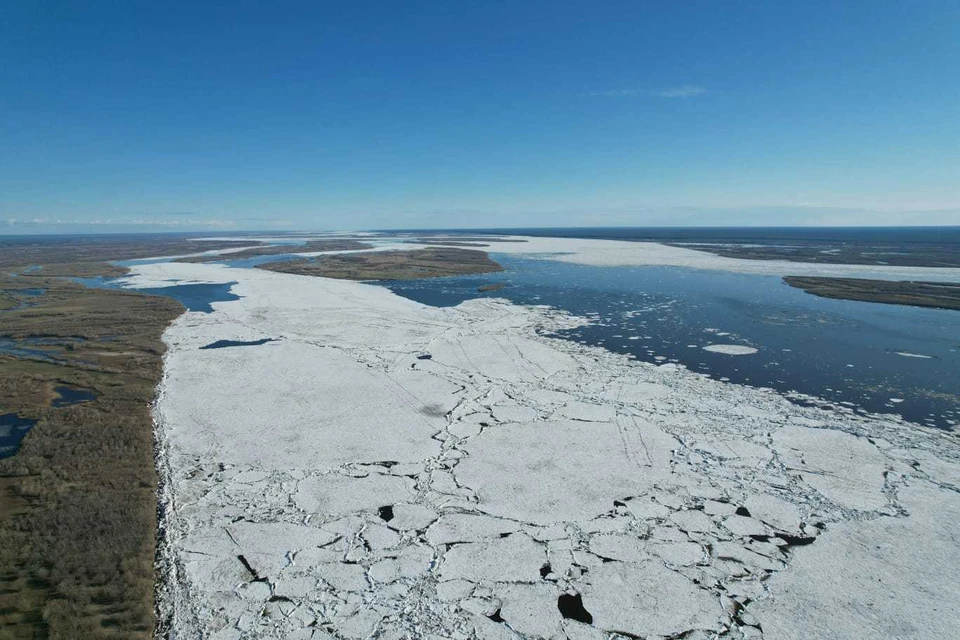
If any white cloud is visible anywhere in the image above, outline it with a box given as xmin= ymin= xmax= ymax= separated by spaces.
xmin=587 ymin=88 xmax=642 ymax=97
xmin=587 ymin=85 xmax=706 ymax=98
xmin=652 ymin=85 xmax=706 ymax=98
xmin=4 ymin=217 xmax=237 ymax=228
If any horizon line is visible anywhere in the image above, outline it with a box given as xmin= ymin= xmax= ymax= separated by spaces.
xmin=2 ymin=223 xmax=960 ymax=238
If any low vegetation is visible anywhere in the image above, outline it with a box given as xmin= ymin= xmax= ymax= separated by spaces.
xmin=258 ymin=247 xmax=504 ymax=280
xmin=0 ymin=235 xmax=258 ymax=278
xmin=0 ymin=268 xmax=182 ymax=638
xmin=783 ymin=276 xmax=960 ymax=310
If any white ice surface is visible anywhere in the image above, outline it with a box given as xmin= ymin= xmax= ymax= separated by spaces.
xmin=479 ymin=236 xmax=960 ymax=281
xmin=144 ymin=260 xmax=960 ymax=640
xmin=703 ymin=344 xmax=759 ymax=355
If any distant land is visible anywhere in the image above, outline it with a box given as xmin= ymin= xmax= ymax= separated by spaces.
xmin=390 ymin=226 xmax=960 ymax=269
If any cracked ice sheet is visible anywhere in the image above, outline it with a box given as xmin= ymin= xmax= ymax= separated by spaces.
xmin=147 ymin=261 xmax=960 ymax=640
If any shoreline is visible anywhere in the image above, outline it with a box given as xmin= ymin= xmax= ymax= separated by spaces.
xmin=142 ymin=260 xmax=960 ymax=639
xmin=0 ymin=274 xmax=183 ymax=637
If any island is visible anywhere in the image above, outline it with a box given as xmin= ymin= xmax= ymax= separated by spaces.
xmin=257 ymin=247 xmax=504 ymax=280
xmin=175 ymin=239 xmax=372 ymax=263
xmin=783 ymin=276 xmax=960 ymax=310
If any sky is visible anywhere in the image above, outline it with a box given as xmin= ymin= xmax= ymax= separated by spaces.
xmin=1 ymin=0 xmax=959 ymax=233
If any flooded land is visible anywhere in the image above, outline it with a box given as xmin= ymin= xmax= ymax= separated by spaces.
xmin=1 ymin=230 xmax=959 ymax=640
xmin=0 ymin=270 xmax=182 ymax=638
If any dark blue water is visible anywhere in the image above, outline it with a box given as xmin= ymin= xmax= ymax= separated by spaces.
xmin=141 ymin=282 xmax=240 ymax=312
xmin=74 ymin=277 xmax=239 ymax=313
xmin=383 ymin=255 xmax=960 ymax=429
xmin=0 ymin=337 xmax=64 ymax=362
xmin=218 ymin=254 xmax=305 ymax=269
xmin=200 ymin=338 xmax=276 ymax=349
xmin=0 ymin=413 xmax=38 ymax=459
xmin=0 ymin=288 xmax=46 ymax=313
xmin=51 ymin=385 xmax=98 ymax=408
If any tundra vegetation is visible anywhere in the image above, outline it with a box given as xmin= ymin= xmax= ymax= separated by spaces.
xmin=0 ymin=235 xmax=258 ymax=278
xmin=258 ymin=247 xmax=504 ymax=280
xmin=783 ymin=276 xmax=960 ymax=310
xmin=0 ymin=240 xmax=196 ymax=638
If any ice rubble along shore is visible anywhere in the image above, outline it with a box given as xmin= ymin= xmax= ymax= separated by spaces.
xmin=137 ymin=260 xmax=960 ymax=640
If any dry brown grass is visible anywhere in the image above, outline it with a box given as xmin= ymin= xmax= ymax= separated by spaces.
xmin=783 ymin=276 xmax=960 ymax=311
xmin=0 ymin=236 xmax=256 ymax=274
xmin=0 ymin=274 xmax=183 ymax=639
xmin=258 ymin=247 xmax=503 ymax=280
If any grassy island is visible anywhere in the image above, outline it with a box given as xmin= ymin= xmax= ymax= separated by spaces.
xmin=257 ymin=247 xmax=504 ymax=280
xmin=783 ymin=276 xmax=960 ymax=310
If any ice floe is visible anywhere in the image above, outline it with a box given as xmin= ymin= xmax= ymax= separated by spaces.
xmin=895 ymin=351 xmax=933 ymax=359
xmin=145 ymin=260 xmax=960 ymax=640
xmin=703 ymin=344 xmax=760 ymax=355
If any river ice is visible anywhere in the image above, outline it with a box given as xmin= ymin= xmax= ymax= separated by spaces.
xmin=136 ymin=259 xmax=960 ymax=640
xmin=702 ymin=345 xmax=759 ymax=356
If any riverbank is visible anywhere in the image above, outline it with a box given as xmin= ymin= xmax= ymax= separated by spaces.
xmin=0 ymin=273 xmax=182 ymax=638
xmin=136 ymin=259 xmax=960 ymax=639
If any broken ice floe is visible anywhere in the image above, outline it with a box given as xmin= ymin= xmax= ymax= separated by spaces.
xmin=146 ymin=261 xmax=960 ymax=640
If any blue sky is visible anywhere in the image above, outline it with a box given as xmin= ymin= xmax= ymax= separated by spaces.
xmin=2 ymin=1 xmax=958 ymax=233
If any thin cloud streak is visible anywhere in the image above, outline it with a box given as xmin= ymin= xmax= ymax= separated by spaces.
xmin=653 ymin=85 xmax=707 ymax=98
xmin=587 ymin=85 xmax=706 ymax=98
xmin=587 ymin=88 xmax=642 ymax=97
xmin=5 ymin=217 xmax=237 ymax=228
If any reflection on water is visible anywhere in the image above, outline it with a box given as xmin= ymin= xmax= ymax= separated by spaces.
xmin=383 ymin=255 xmax=960 ymax=429
xmin=74 ymin=277 xmax=240 ymax=313
xmin=0 ymin=288 xmax=47 ymax=313
xmin=52 ymin=385 xmax=98 ymax=408
xmin=200 ymin=338 xmax=276 ymax=349
xmin=0 ymin=413 xmax=38 ymax=459
xmin=137 ymin=282 xmax=240 ymax=312
xmin=0 ymin=337 xmax=72 ymax=362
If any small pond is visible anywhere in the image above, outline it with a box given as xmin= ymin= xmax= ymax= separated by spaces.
xmin=200 ymin=338 xmax=277 ymax=350
xmin=52 ymin=385 xmax=99 ymax=408
xmin=0 ymin=413 xmax=38 ymax=459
